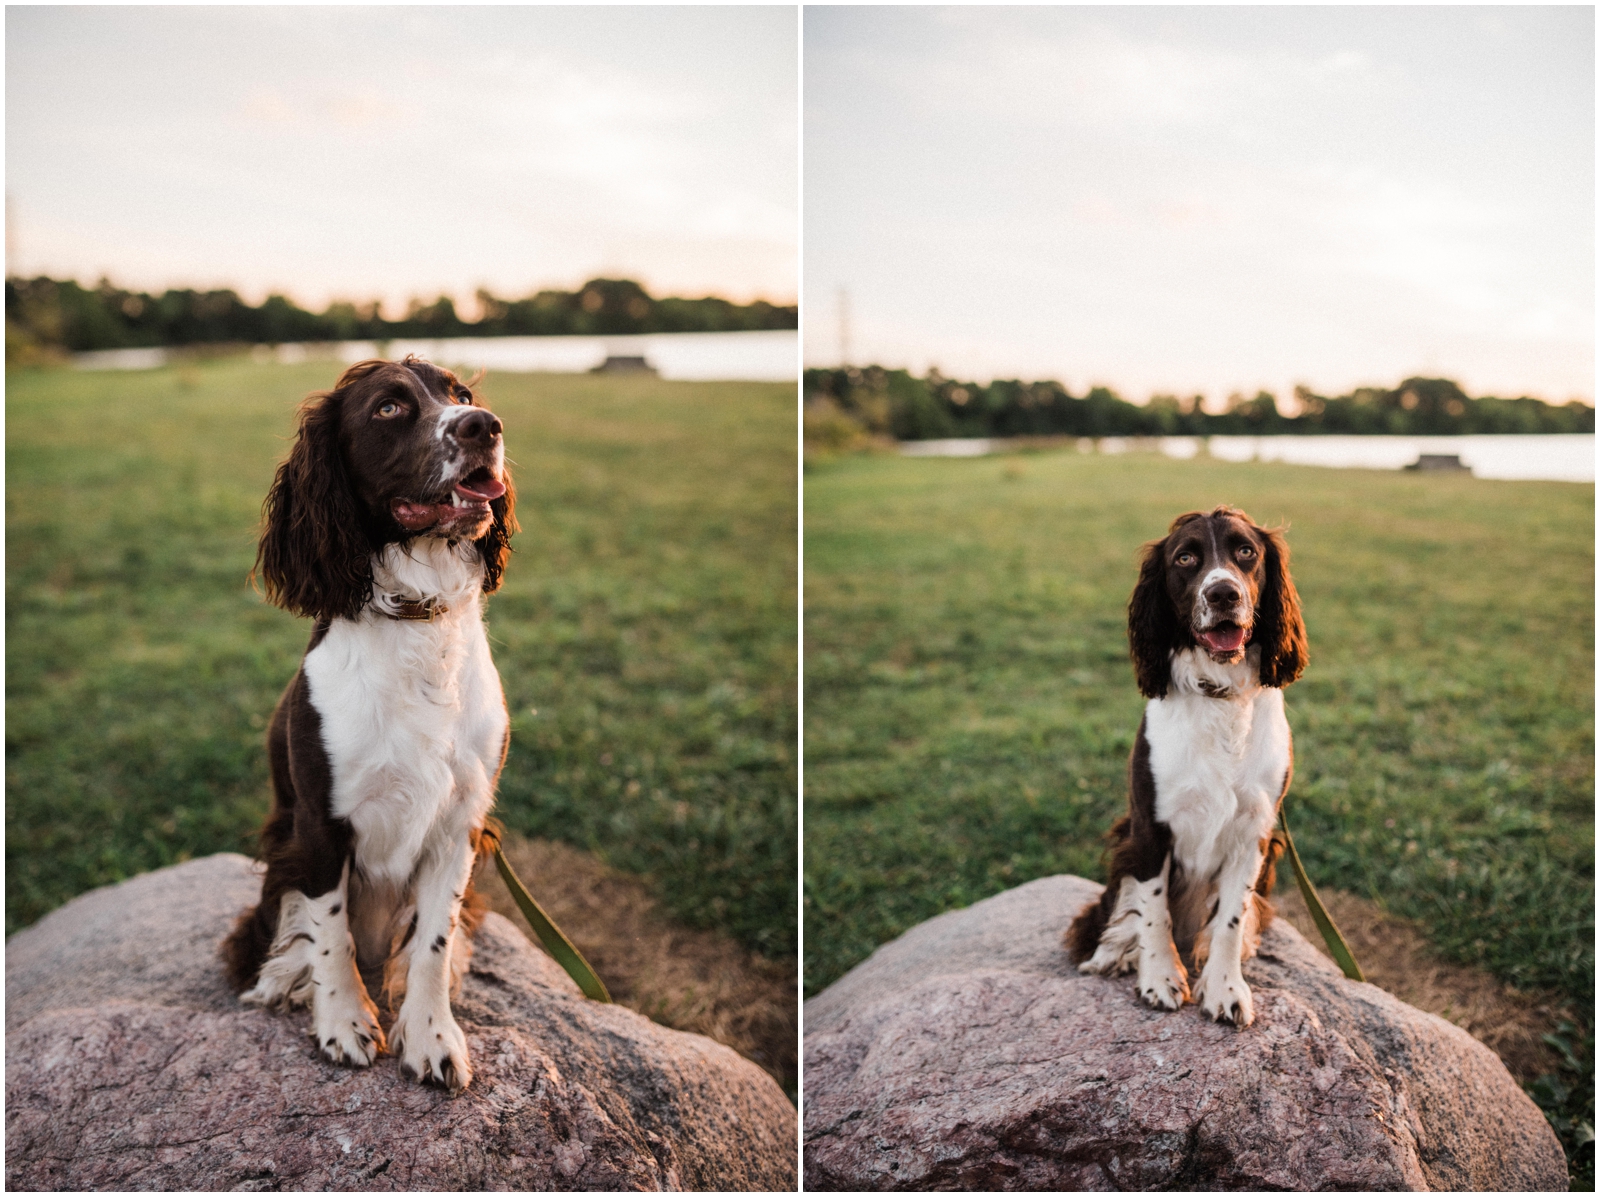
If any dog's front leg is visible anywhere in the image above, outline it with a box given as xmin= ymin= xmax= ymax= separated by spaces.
xmin=389 ymin=838 xmax=475 ymax=1091
xmin=241 ymin=861 xmax=385 ymax=1066
xmin=1079 ymin=856 xmax=1190 ymax=1010
xmin=1134 ymin=855 xmax=1189 ymax=1010
xmin=307 ymin=861 xmax=387 ymax=1064
xmin=1193 ymin=835 xmax=1267 ymax=1026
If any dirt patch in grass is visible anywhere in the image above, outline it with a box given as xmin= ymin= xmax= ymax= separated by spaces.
xmin=1273 ymin=884 xmax=1567 ymax=1084
xmin=475 ymin=833 xmax=796 ymax=1096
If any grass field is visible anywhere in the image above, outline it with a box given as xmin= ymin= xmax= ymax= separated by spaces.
xmin=804 ymin=449 xmax=1592 ymax=1005
xmin=6 ymin=359 xmax=797 ymax=963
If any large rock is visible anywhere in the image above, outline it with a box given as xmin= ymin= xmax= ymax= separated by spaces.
xmin=7 ymin=854 xmax=796 ymax=1192
xmin=804 ymin=875 xmax=1564 ymax=1192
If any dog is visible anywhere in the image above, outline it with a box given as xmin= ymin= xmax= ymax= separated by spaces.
xmin=222 ymin=356 xmax=516 ymax=1091
xmin=1065 ymin=506 xmax=1307 ymax=1027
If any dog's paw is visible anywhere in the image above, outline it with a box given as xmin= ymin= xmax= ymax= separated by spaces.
xmin=1135 ymin=937 xmax=1189 ymax=1010
xmin=313 ymin=990 xmax=385 ymax=1067
xmin=1194 ymin=970 xmax=1254 ymax=1027
xmin=240 ymin=958 xmax=314 ymax=1012
xmin=391 ymin=1004 xmax=473 ymax=1093
xmin=1136 ymin=967 xmax=1190 ymax=1010
xmin=1077 ymin=939 xmax=1137 ymax=977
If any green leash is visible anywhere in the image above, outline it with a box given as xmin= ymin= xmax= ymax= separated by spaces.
xmin=484 ymin=827 xmax=613 ymax=1003
xmin=1278 ymin=802 xmax=1365 ymax=982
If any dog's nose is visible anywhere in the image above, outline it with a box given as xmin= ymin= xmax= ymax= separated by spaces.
xmin=450 ymin=409 xmax=503 ymax=445
xmin=1204 ymin=579 xmax=1242 ymax=608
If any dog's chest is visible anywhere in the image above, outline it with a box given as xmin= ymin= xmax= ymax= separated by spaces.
xmin=1144 ymin=677 xmax=1291 ymax=877
xmin=303 ymin=609 xmax=507 ymax=882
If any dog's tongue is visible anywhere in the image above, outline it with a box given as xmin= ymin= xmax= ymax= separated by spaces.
xmin=392 ymin=500 xmax=452 ymax=530
xmin=454 ymin=476 xmax=506 ymax=502
xmin=391 ymin=475 xmax=504 ymax=530
xmin=1199 ymin=624 xmax=1247 ymax=653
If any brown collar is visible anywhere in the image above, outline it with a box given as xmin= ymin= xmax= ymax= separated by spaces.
xmin=1196 ymin=679 xmax=1235 ymax=700
xmin=380 ymin=595 xmax=449 ymax=622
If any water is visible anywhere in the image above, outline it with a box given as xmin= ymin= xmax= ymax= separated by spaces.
xmin=900 ymin=434 xmax=1594 ymax=483
xmin=72 ymin=329 xmax=798 ymax=383
xmin=1198 ymin=434 xmax=1593 ymax=483
xmin=900 ymin=439 xmax=996 ymax=458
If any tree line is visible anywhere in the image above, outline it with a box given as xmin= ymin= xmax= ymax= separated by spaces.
xmin=5 ymin=275 xmax=798 ymax=357
xmin=805 ymin=367 xmax=1594 ymax=439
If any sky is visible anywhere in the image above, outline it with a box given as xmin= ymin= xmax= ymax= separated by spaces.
xmin=806 ymin=6 xmax=1594 ymax=406
xmin=6 ymin=6 xmax=797 ymax=313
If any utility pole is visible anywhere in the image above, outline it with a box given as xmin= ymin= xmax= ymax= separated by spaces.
xmin=837 ymin=287 xmax=851 ymax=367
xmin=6 ymin=194 xmax=17 ymax=278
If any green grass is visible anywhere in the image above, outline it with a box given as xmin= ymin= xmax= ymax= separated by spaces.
xmin=6 ymin=359 xmax=797 ymax=960
xmin=804 ymin=450 xmax=1593 ymax=1009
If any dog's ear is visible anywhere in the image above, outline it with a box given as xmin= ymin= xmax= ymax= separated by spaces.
xmin=475 ymin=471 xmax=518 ymax=593
xmin=1127 ymin=535 xmax=1179 ymax=698
xmin=1254 ymin=525 xmax=1307 ymax=688
xmin=254 ymin=392 xmax=373 ymax=621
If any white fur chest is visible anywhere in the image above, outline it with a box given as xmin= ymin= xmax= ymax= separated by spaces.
xmin=1144 ymin=647 xmax=1291 ymax=882
xmin=301 ymin=542 xmax=508 ymax=884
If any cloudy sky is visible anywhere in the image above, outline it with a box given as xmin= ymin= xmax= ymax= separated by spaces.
xmin=7 ymin=6 xmax=797 ymax=313
xmin=806 ymin=6 xmax=1593 ymax=405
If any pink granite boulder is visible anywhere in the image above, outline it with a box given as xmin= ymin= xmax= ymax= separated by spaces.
xmin=804 ymin=874 xmax=1564 ymax=1192
xmin=7 ymin=854 xmax=797 ymax=1191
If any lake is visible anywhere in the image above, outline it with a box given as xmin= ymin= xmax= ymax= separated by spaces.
xmin=900 ymin=434 xmax=1594 ymax=483
xmin=72 ymin=329 xmax=799 ymax=383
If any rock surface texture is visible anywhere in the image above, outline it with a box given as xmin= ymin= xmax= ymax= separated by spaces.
xmin=7 ymin=854 xmax=797 ymax=1192
xmin=804 ymin=875 xmax=1564 ymax=1192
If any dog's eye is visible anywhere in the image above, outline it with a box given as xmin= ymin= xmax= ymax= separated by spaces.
xmin=1175 ymin=551 xmax=1197 ymax=567
xmin=375 ymin=401 xmax=402 ymax=419
xmin=1237 ymin=546 xmax=1257 ymax=560
xmin=457 ymin=391 xmax=474 ymax=405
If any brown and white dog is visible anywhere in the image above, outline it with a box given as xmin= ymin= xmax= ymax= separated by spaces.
xmin=222 ymin=356 xmax=516 ymax=1090
xmin=1065 ymin=506 xmax=1306 ymax=1026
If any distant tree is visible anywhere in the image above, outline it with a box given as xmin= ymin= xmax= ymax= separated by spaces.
xmin=1143 ymin=395 xmax=1186 ymax=436
xmin=1226 ymin=390 xmax=1286 ymax=434
xmin=800 ymin=367 xmax=1593 ymax=441
xmin=5 ymin=274 xmax=798 ymax=356
xmin=396 ymin=296 xmax=467 ymax=338
xmin=887 ymin=369 xmax=956 ymax=439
